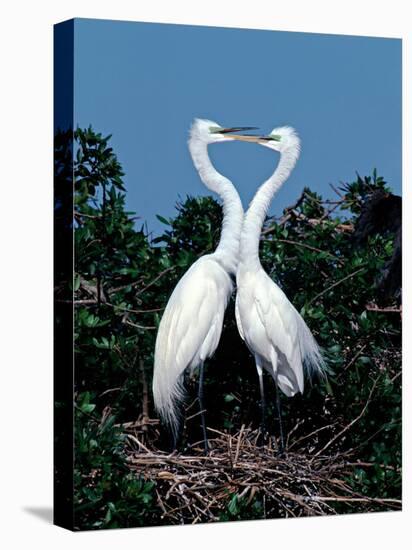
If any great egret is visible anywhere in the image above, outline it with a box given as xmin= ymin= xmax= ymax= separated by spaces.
xmin=152 ymin=119 xmax=260 ymax=452
xmin=233 ymin=126 xmax=325 ymax=449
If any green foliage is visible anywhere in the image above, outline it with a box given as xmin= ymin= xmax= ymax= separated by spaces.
xmin=66 ymin=127 xmax=401 ymax=528
xmin=74 ymin=392 xmax=157 ymax=529
xmin=339 ymin=169 xmax=390 ymax=214
xmin=219 ymin=492 xmax=264 ymax=522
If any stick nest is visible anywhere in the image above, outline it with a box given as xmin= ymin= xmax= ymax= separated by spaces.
xmin=124 ymin=423 xmax=401 ymax=525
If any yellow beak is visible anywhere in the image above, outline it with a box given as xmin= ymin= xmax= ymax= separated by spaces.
xmin=228 ymin=134 xmax=264 ymax=143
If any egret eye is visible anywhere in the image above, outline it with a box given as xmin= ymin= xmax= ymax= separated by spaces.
xmin=209 ymin=126 xmax=223 ymax=134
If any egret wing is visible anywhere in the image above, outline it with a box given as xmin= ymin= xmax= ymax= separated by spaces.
xmin=235 ymin=295 xmax=245 ymax=341
xmin=153 ymin=257 xmax=232 ymax=430
xmin=253 ymin=272 xmax=304 ymax=395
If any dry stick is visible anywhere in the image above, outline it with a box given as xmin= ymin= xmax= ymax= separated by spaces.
xmin=342 ymin=419 xmax=401 ymax=457
xmin=337 ymin=344 xmax=368 ymax=380
xmin=389 ymin=371 xmax=402 ymax=384
xmin=108 ymin=277 xmax=146 ymax=295
xmin=227 ymin=435 xmax=233 ymax=470
xmin=234 ymin=425 xmax=245 ymax=467
xmin=117 ymin=417 xmax=159 ymax=429
xmin=366 ymin=304 xmax=402 ymax=314
xmin=329 ymin=183 xmax=344 ymax=198
xmin=308 ymin=267 xmax=366 ymax=305
xmin=319 ymin=199 xmax=345 ymax=221
xmin=139 ymin=358 xmax=149 ymax=435
xmin=57 ymin=298 xmax=94 ymax=305
xmin=288 ymin=423 xmax=337 ymax=450
xmin=285 ymin=419 xmax=305 ymax=450
xmin=71 ymin=298 xmax=164 ymax=315
xmin=313 ymin=376 xmax=381 ymax=458
xmin=307 ymin=496 xmax=401 ymax=506
xmin=156 ymin=489 xmax=168 ymax=516
xmin=98 ymin=386 xmax=122 ymax=397
xmin=126 ymin=433 xmax=152 ymax=454
xmin=272 ymin=238 xmax=345 ymax=266
xmin=135 ymin=266 xmax=176 ymax=297
xmin=123 ymin=319 xmax=157 ymax=330
xmin=344 ymin=461 xmax=400 ymax=472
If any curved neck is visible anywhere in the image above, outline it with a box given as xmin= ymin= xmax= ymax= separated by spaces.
xmin=240 ymin=147 xmax=299 ymax=269
xmin=188 ymin=138 xmax=243 ymax=275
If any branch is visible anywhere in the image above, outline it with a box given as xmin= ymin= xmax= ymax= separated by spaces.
xmin=263 ymin=210 xmax=353 ymax=235
xmin=308 ymin=267 xmax=366 ymax=305
xmin=135 ymin=266 xmax=176 ymax=297
xmin=336 ymin=343 xmax=368 ymax=380
xmin=123 ymin=319 xmax=157 ymax=331
xmin=57 ymin=298 xmax=164 ymax=315
xmin=366 ymin=304 xmax=402 ymax=314
xmin=313 ymin=375 xmax=381 ymax=458
xmin=108 ymin=266 xmax=175 ymax=296
xmin=108 ymin=277 xmax=146 ymax=295
xmin=266 ymin=238 xmax=345 ymax=266
xmin=139 ymin=357 xmax=150 ymax=431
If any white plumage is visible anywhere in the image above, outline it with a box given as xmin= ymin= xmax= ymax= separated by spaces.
xmin=235 ymin=126 xmax=325 ymax=406
xmin=236 ymin=267 xmax=324 ymax=397
xmin=153 ymin=256 xmax=233 ymax=430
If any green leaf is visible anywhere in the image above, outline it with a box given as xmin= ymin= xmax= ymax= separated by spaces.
xmin=228 ymin=495 xmax=239 ymax=515
xmin=73 ymin=274 xmax=81 ymax=292
xmin=81 ymin=403 xmax=96 ymax=414
xmin=156 ymin=215 xmax=170 ymax=225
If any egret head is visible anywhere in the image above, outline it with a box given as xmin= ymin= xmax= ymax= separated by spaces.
xmin=257 ymin=126 xmax=301 ymax=154
xmin=189 ymin=118 xmax=261 ymax=145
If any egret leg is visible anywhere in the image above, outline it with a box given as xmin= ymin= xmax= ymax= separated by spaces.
xmin=172 ymin=417 xmax=183 ymax=452
xmin=274 ymin=383 xmax=285 ymax=453
xmin=198 ymin=363 xmax=209 ymax=454
xmin=256 ymin=364 xmax=267 ymax=443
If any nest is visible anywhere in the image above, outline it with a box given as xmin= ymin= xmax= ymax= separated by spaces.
xmin=124 ymin=423 xmax=401 ymax=525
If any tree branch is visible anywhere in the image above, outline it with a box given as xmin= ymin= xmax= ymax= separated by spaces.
xmin=313 ymin=375 xmax=381 ymax=458
xmin=308 ymin=267 xmax=366 ymax=305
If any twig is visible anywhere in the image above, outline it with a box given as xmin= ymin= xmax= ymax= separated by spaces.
xmin=273 ymin=238 xmax=345 ymax=265
xmin=307 ymin=495 xmax=401 ymax=507
xmin=123 ymin=319 xmax=157 ymax=330
xmin=308 ymin=267 xmax=366 ymax=305
xmin=366 ymin=304 xmax=402 ymax=314
xmin=337 ymin=344 xmax=368 ymax=379
xmin=139 ymin=358 xmax=149 ymax=433
xmin=126 ymin=433 xmax=152 ymax=453
xmin=234 ymin=424 xmax=245 ymax=466
xmin=313 ymin=376 xmax=381 ymax=458
xmin=135 ymin=266 xmax=176 ymax=298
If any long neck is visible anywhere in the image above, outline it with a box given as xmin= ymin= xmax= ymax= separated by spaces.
xmin=188 ymin=138 xmax=243 ymax=275
xmin=240 ymin=147 xmax=299 ymax=268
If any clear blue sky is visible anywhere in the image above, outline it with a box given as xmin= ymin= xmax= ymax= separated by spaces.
xmin=74 ymin=18 xmax=401 ymax=235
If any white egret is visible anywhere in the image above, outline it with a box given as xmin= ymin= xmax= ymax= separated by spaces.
xmin=152 ymin=119 xmax=260 ymax=452
xmin=234 ymin=127 xmax=325 ymax=449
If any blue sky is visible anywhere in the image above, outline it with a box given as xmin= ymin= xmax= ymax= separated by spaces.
xmin=74 ymin=19 xmax=401 ymax=236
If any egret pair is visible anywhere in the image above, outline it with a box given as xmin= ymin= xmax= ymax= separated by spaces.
xmin=152 ymin=119 xmax=325 ymax=453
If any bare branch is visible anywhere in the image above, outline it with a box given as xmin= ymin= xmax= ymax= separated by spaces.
xmin=308 ymin=267 xmax=366 ymax=305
